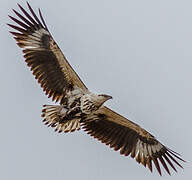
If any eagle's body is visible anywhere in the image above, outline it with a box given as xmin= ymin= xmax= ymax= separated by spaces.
xmin=8 ymin=3 xmax=185 ymax=176
xmin=42 ymin=87 xmax=112 ymax=132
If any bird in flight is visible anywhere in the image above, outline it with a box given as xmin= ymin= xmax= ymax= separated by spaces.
xmin=8 ymin=2 xmax=185 ymax=176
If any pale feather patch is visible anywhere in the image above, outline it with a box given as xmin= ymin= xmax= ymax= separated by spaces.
xmin=66 ymin=86 xmax=85 ymax=107
xmin=28 ymin=34 xmax=41 ymax=41
xmin=135 ymin=140 xmax=141 ymax=158
xmin=147 ymin=145 xmax=153 ymax=156
xmin=153 ymin=143 xmax=163 ymax=153
xmin=143 ymin=143 xmax=148 ymax=156
xmin=134 ymin=139 xmax=164 ymax=163
xmin=66 ymin=86 xmax=84 ymax=97
xmin=22 ymin=28 xmax=48 ymax=50
xmin=23 ymin=45 xmax=40 ymax=49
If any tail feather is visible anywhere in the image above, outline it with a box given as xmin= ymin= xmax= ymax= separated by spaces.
xmin=42 ymin=105 xmax=81 ymax=133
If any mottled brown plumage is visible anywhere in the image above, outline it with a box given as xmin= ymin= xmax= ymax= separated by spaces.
xmin=8 ymin=2 xmax=185 ymax=176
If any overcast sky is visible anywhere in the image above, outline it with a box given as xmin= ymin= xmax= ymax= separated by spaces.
xmin=1 ymin=0 xmax=191 ymax=179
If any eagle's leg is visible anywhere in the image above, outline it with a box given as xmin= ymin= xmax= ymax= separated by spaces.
xmin=62 ymin=107 xmax=81 ymax=121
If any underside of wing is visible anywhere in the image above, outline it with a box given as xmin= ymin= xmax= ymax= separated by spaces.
xmin=8 ymin=2 xmax=87 ymax=102
xmin=82 ymin=106 xmax=185 ymax=175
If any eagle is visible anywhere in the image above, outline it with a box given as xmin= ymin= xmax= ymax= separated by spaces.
xmin=8 ymin=2 xmax=185 ymax=175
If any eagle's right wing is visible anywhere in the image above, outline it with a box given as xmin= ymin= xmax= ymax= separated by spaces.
xmin=82 ymin=106 xmax=185 ymax=175
xmin=8 ymin=3 xmax=87 ymax=102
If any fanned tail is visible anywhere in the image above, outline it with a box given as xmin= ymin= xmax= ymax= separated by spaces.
xmin=42 ymin=105 xmax=81 ymax=133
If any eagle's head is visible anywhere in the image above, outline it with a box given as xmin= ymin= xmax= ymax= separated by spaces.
xmin=87 ymin=93 xmax=112 ymax=108
xmin=95 ymin=94 xmax=112 ymax=107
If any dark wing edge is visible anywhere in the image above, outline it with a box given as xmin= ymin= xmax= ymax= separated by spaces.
xmin=82 ymin=106 xmax=185 ymax=176
xmin=8 ymin=2 xmax=87 ymax=102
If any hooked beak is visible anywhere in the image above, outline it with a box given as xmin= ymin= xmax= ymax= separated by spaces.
xmin=107 ymin=95 xmax=113 ymax=100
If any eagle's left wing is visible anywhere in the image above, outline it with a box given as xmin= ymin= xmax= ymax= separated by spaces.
xmin=8 ymin=3 xmax=87 ymax=103
xmin=82 ymin=106 xmax=185 ymax=175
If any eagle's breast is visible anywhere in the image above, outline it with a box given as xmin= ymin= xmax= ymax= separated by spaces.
xmin=80 ymin=94 xmax=98 ymax=114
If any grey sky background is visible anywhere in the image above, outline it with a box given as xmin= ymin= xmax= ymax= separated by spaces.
xmin=1 ymin=0 xmax=191 ymax=179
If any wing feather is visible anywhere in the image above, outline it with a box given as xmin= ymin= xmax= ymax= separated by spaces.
xmin=82 ymin=106 xmax=185 ymax=175
xmin=8 ymin=3 xmax=87 ymax=102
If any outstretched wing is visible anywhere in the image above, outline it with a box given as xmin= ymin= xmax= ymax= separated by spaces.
xmin=8 ymin=2 xmax=87 ymax=102
xmin=82 ymin=106 xmax=185 ymax=175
